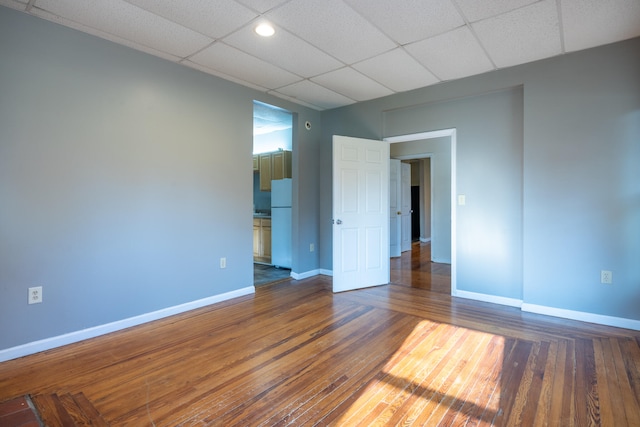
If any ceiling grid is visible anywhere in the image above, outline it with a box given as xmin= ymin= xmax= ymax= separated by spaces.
xmin=1 ymin=0 xmax=638 ymax=110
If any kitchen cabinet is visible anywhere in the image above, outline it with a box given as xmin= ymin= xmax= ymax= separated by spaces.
xmin=259 ymin=154 xmax=272 ymax=191
xmin=253 ymin=217 xmax=271 ymax=263
xmin=253 ymin=155 xmax=259 ymax=172
xmin=258 ymin=150 xmax=291 ymax=191
xmin=271 ymin=150 xmax=292 ymax=181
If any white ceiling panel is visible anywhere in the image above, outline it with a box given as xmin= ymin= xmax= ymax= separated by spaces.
xmin=345 ymin=0 xmax=464 ymax=45
xmin=311 ymin=67 xmax=394 ymax=101
xmin=473 ymin=0 xmax=561 ymax=69
xmin=32 ymin=0 xmax=213 ymax=58
xmin=266 ymin=0 xmax=396 ymax=64
xmin=275 ymin=80 xmax=356 ymax=110
xmin=405 ymin=26 xmax=494 ymax=81
xmin=124 ymin=0 xmax=258 ymax=39
xmin=561 ymin=0 xmax=640 ymax=53
xmin=455 ymin=0 xmax=538 ymax=22
xmin=189 ymin=42 xmax=301 ymax=89
xmin=352 ymin=48 xmax=440 ymax=92
xmin=235 ymin=0 xmax=289 ymax=14
xmin=223 ymin=24 xmax=343 ymax=78
xmin=6 ymin=0 xmax=640 ymax=110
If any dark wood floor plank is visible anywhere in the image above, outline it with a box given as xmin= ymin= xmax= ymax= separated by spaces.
xmin=574 ymin=338 xmax=600 ymax=426
xmin=508 ymin=340 xmax=550 ymax=426
xmin=610 ymin=337 xmax=640 ymax=425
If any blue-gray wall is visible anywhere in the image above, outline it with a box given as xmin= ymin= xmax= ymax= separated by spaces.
xmin=0 ymin=6 xmax=321 ymax=351
xmin=320 ymin=37 xmax=640 ymax=321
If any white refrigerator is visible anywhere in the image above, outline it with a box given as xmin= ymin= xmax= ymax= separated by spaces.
xmin=271 ymin=178 xmax=292 ymax=269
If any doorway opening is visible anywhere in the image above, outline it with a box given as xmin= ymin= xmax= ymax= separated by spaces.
xmin=385 ymin=129 xmax=456 ymax=295
xmin=252 ymin=101 xmax=293 ymax=287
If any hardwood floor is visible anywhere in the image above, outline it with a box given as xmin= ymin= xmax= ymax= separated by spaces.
xmin=1 ymin=243 xmax=639 ymax=426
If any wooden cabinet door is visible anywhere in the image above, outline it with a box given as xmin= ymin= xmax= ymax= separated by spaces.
xmin=262 ymin=219 xmax=272 ymax=258
xmin=253 ymin=155 xmax=259 ymax=172
xmin=253 ymin=220 xmax=261 ymax=257
xmin=272 ymin=151 xmax=292 ymax=180
xmin=259 ymin=154 xmax=272 ymax=191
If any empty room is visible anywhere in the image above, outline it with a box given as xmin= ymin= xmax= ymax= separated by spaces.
xmin=1 ymin=1 xmax=639 ymax=425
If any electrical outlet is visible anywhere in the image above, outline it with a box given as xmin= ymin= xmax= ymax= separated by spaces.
xmin=310 ymin=243 xmax=315 ymax=252
xmin=28 ymin=286 xmax=43 ymax=304
xmin=601 ymin=270 xmax=612 ymax=284
xmin=220 ymin=257 xmax=226 ymax=269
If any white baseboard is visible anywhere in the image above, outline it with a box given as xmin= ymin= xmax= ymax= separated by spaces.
xmin=453 ymin=289 xmax=523 ymax=308
xmin=290 ymin=269 xmax=334 ymax=280
xmin=521 ymin=303 xmax=640 ymax=331
xmin=419 ymin=237 xmax=431 ymax=243
xmin=290 ymin=269 xmax=321 ymax=280
xmin=0 ymin=286 xmax=255 ymax=363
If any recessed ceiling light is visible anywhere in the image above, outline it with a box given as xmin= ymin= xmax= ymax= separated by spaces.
xmin=255 ymin=23 xmax=275 ymax=37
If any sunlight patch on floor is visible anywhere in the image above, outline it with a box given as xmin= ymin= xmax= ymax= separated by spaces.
xmin=335 ymin=321 xmax=505 ymax=426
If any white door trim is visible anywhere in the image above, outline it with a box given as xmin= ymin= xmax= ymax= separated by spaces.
xmin=384 ymin=129 xmax=457 ymax=296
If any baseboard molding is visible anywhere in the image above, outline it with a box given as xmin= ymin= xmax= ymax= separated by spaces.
xmin=453 ymin=290 xmax=523 ymax=308
xmin=419 ymin=237 xmax=431 ymax=243
xmin=290 ymin=269 xmax=321 ymax=280
xmin=0 ymin=286 xmax=255 ymax=363
xmin=290 ymin=269 xmax=334 ymax=280
xmin=521 ymin=303 xmax=640 ymax=331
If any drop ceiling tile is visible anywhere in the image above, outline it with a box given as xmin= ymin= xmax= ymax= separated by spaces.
xmin=352 ymin=48 xmax=439 ymax=92
xmin=311 ymin=67 xmax=394 ymax=101
xmin=266 ymin=0 xmax=396 ymax=64
xmin=405 ymin=26 xmax=494 ymax=81
xmin=345 ymin=0 xmax=464 ymax=45
xmin=473 ymin=0 xmax=561 ymax=68
xmin=223 ymin=23 xmax=343 ymax=78
xmin=235 ymin=0 xmax=290 ymax=14
xmin=0 ymin=0 xmax=28 ymax=11
xmin=276 ymin=80 xmax=355 ymax=110
xmin=33 ymin=0 xmax=213 ymax=58
xmin=124 ymin=0 xmax=258 ymax=39
xmin=455 ymin=0 xmax=538 ymax=22
xmin=561 ymin=0 xmax=640 ymax=53
xmin=189 ymin=42 xmax=301 ymax=89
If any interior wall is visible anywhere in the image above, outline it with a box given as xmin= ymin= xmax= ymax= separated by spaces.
xmin=321 ymin=37 xmax=640 ymax=321
xmin=0 ymin=6 xmax=322 ymax=352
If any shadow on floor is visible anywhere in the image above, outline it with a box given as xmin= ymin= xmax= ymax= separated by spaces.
xmin=254 ymin=264 xmax=291 ymax=287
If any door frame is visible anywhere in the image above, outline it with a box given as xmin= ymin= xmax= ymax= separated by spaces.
xmin=384 ymin=129 xmax=457 ymax=296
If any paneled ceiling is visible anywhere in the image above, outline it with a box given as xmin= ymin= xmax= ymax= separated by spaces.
xmin=2 ymin=0 xmax=639 ymax=110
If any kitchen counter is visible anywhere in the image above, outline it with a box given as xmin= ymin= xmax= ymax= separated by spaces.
xmin=253 ymin=213 xmax=271 ymax=218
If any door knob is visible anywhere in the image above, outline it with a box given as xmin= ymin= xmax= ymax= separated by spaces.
xmin=336 ymin=219 xmax=342 ymax=224
xmin=397 ymin=211 xmax=401 ymax=215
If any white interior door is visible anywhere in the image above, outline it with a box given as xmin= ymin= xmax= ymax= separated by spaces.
xmin=389 ymin=159 xmax=401 ymax=257
xmin=401 ymin=162 xmax=412 ymax=252
xmin=333 ymin=135 xmax=390 ymax=293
